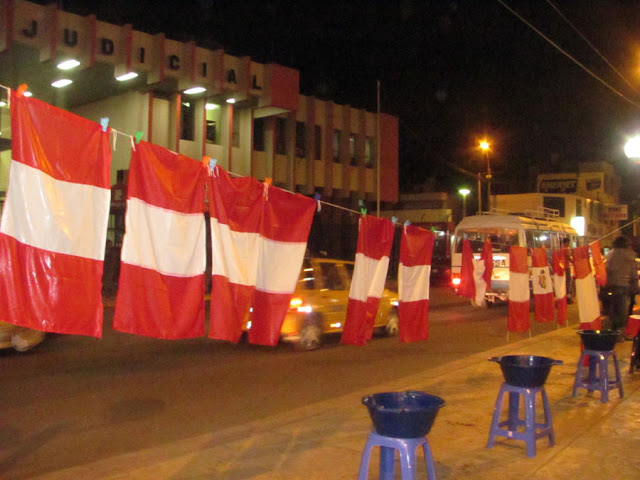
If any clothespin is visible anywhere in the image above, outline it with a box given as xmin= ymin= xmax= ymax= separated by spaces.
xmin=358 ymin=199 xmax=367 ymax=216
xmin=263 ymin=177 xmax=272 ymax=199
xmin=404 ymin=219 xmax=410 ymax=234
xmin=16 ymin=84 xmax=28 ymax=97
xmin=314 ymin=192 xmax=322 ymax=212
xmin=100 ymin=117 xmax=109 ymax=132
xmin=209 ymin=158 xmax=217 ymax=170
xmin=134 ymin=131 xmax=143 ymax=144
xmin=202 ymin=155 xmax=211 ymax=168
xmin=391 ymin=216 xmax=397 ymax=225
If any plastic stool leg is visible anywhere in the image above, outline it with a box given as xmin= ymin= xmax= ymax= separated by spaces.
xmin=379 ymin=445 xmax=395 ymax=480
xmin=612 ymin=353 xmax=624 ymax=399
xmin=357 ymin=436 xmax=375 ymax=480
xmin=507 ymin=391 xmax=520 ymax=431
xmin=487 ymin=384 xmax=507 ymax=448
xmin=524 ymin=389 xmax=537 ymax=458
xmin=572 ymin=352 xmax=587 ymax=397
xmin=599 ymin=356 xmax=610 ymax=403
xmin=397 ymin=443 xmax=418 ymax=480
xmin=422 ymin=440 xmax=438 ymax=480
xmin=541 ymin=388 xmax=555 ymax=446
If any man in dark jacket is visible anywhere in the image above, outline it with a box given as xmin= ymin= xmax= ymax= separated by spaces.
xmin=605 ymin=236 xmax=638 ymax=338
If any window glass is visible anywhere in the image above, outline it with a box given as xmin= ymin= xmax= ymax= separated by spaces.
xmin=205 ymin=102 xmax=221 ymax=144
xmin=349 ymin=134 xmax=357 ymax=166
xmin=180 ymin=101 xmax=195 ymax=141
xmin=455 ymin=228 xmax=518 ymax=254
xmin=275 ymin=118 xmax=287 ymax=155
xmin=296 ymin=121 xmax=305 ymax=157
xmin=333 ymin=130 xmax=341 ymax=163
xmin=365 ymin=137 xmax=373 ymax=167
xmin=253 ymin=118 xmax=265 ymax=151
xmin=320 ymin=262 xmax=346 ymax=290
xmin=299 ymin=259 xmax=315 ymax=290
xmin=314 ymin=125 xmax=322 ymax=160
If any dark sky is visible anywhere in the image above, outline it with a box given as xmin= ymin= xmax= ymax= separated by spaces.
xmin=56 ymin=0 xmax=640 ymax=199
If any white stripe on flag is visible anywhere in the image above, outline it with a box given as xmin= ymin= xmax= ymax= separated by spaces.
xmin=399 ymin=263 xmax=431 ymax=302
xmin=122 ymin=197 xmax=205 ymax=276
xmin=552 ymin=274 xmax=566 ymax=298
xmin=532 ymin=267 xmax=553 ymax=295
xmin=1 ymin=160 xmax=109 ymax=260
xmin=509 ymin=271 xmax=530 ymax=303
xmin=351 ymin=252 xmax=390 ymax=302
xmin=257 ymin=238 xmax=307 ymax=293
xmin=210 ymin=218 xmax=259 ymax=286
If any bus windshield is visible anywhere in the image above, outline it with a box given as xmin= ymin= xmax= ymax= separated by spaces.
xmin=454 ymin=228 xmax=518 ymax=254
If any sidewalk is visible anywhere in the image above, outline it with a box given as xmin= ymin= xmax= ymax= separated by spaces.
xmin=31 ymin=323 xmax=640 ymax=480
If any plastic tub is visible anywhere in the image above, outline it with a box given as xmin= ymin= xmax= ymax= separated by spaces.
xmin=578 ymin=329 xmax=619 ymax=351
xmin=361 ymin=390 xmax=445 ymax=438
xmin=489 ymin=355 xmax=562 ymax=388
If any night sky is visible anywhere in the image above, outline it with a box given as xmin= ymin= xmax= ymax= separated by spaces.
xmin=53 ymin=0 xmax=640 ymax=201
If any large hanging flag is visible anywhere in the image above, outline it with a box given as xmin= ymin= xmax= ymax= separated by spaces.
xmin=589 ymin=241 xmax=607 ymax=287
xmin=552 ymin=249 xmax=568 ymax=325
xmin=532 ymin=247 xmax=554 ymax=323
xmin=573 ymin=246 xmax=601 ymax=325
xmin=0 ymin=89 xmax=111 ymax=337
xmin=398 ymin=225 xmax=435 ymax=343
xmin=113 ymin=142 xmax=207 ymax=339
xmin=508 ymin=246 xmax=530 ymax=332
xmin=341 ymin=215 xmax=395 ymax=346
xmin=458 ymin=238 xmax=492 ymax=306
xmin=208 ymin=167 xmax=315 ymax=345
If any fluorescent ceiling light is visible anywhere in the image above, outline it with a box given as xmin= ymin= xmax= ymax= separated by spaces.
xmin=116 ymin=71 xmax=138 ymax=81
xmin=226 ymin=98 xmax=236 ymax=104
xmin=51 ymin=79 xmax=73 ymax=88
xmin=57 ymin=59 xmax=80 ymax=70
xmin=184 ymin=86 xmax=206 ymax=95
xmin=205 ymin=103 xmax=218 ymax=110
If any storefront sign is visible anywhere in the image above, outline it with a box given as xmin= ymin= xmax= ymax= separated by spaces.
xmin=604 ymin=204 xmax=628 ymax=221
xmin=539 ymin=179 xmax=577 ymax=194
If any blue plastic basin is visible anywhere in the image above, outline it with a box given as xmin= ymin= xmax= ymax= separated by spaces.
xmin=362 ymin=391 xmax=445 ymax=438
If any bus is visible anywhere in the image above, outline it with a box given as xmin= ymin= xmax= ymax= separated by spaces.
xmin=450 ymin=209 xmax=578 ymax=305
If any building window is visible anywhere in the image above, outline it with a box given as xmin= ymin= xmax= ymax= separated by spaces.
xmin=180 ymin=101 xmax=195 ymax=141
xmin=349 ymin=134 xmax=357 ymax=166
xmin=333 ymin=129 xmax=341 ymax=163
xmin=296 ymin=121 xmax=305 ymax=158
xmin=365 ymin=137 xmax=373 ymax=168
xmin=314 ymin=125 xmax=322 ymax=160
xmin=254 ymin=118 xmax=265 ymax=151
xmin=576 ymin=199 xmax=582 ymax=216
xmin=543 ymin=196 xmax=565 ymax=217
xmin=275 ymin=118 xmax=287 ymax=155
xmin=205 ymin=102 xmax=221 ymax=144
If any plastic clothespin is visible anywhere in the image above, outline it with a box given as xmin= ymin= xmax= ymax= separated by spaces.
xmin=263 ymin=177 xmax=272 ymax=199
xmin=201 ymin=155 xmax=211 ymax=168
xmin=134 ymin=131 xmax=144 ymax=144
xmin=16 ymin=84 xmax=28 ymax=97
xmin=314 ymin=192 xmax=322 ymax=212
xmin=404 ymin=220 xmax=411 ymax=233
xmin=100 ymin=117 xmax=109 ymax=132
xmin=358 ymin=199 xmax=367 ymax=216
xmin=209 ymin=158 xmax=217 ymax=169
xmin=391 ymin=216 xmax=397 ymax=225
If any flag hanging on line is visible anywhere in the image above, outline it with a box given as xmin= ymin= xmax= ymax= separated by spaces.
xmin=508 ymin=245 xmax=530 ymax=333
xmin=398 ymin=225 xmax=435 ymax=343
xmin=589 ymin=241 xmax=607 ymax=287
xmin=573 ymin=245 xmax=601 ymax=325
xmin=113 ymin=142 xmax=207 ymax=339
xmin=458 ymin=238 xmax=492 ymax=306
xmin=341 ymin=215 xmax=395 ymax=346
xmin=532 ymin=247 xmax=554 ymax=323
xmin=458 ymin=239 xmax=476 ymax=300
xmin=208 ymin=167 xmax=315 ymax=346
xmin=0 ymin=90 xmax=111 ymax=337
xmin=552 ymin=249 xmax=568 ymax=325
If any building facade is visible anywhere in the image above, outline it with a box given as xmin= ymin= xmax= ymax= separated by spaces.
xmin=0 ymin=0 xmax=399 ymax=257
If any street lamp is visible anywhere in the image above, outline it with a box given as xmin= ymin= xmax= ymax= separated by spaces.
xmin=480 ymin=140 xmax=491 ymax=211
xmin=625 ymin=136 xmax=640 ymax=161
xmin=459 ymin=187 xmax=470 ymax=218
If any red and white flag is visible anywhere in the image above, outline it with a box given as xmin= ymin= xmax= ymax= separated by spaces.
xmin=0 ymin=90 xmax=111 ymax=337
xmin=459 ymin=238 xmax=492 ymax=306
xmin=532 ymin=247 xmax=554 ymax=323
xmin=113 ymin=142 xmax=207 ymax=339
xmin=552 ymin=249 xmax=568 ymax=325
xmin=589 ymin=241 xmax=607 ymax=287
xmin=573 ymin=246 xmax=601 ymax=325
xmin=508 ymin=246 xmax=530 ymax=332
xmin=341 ymin=215 xmax=395 ymax=346
xmin=208 ymin=168 xmax=315 ymax=346
xmin=398 ymin=225 xmax=435 ymax=343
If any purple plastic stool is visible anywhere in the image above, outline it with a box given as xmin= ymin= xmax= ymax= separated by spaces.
xmin=487 ymin=382 xmax=555 ymax=458
xmin=358 ymin=431 xmax=437 ymax=480
xmin=572 ymin=349 xmax=623 ymax=403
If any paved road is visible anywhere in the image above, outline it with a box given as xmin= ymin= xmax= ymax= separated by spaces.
xmin=0 ymin=287 xmax=561 ymax=479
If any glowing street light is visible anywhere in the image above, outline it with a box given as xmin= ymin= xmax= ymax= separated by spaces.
xmin=479 ymin=139 xmax=491 ymax=211
xmin=459 ymin=187 xmax=470 ymax=218
xmin=625 ymin=136 xmax=640 ymax=161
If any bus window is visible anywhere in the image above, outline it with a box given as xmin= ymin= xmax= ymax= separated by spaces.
xmin=454 ymin=228 xmax=518 ymax=254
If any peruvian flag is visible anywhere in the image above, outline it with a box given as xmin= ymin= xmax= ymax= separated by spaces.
xmin=459 ymin=238 xmax=492 ymax=306
xmin=508 ymin=246 xmax=530 ymax=332
xmin=341 ymin=215 xmax=395 ymax=346
xmin=589 ymin=241 xmax=607 ymax=287
xmin=0 ymin=89 xmax=111 ymax=337
xmin=398 ymin=225 xmax=435 ymax=343
xmin=573 ymin=246 xmax=601 ymax=325
xmin=113 ymin=142 xmax=207 ymax=339
xmin=208 ymin=167 xmax=315 ymax=346
xmin=531 ymin=248 xmax=554 ymax=323
xmin=552 ymin=249 xmax=568 ymax=325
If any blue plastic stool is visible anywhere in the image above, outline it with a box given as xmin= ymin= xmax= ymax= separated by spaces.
xmin=358 ymin=431 xmax=437 ymax=480
xmin=486 ymin=383 xmax=555 ymax=458
xmin=572 ymin=349 xmax=623 ymax=403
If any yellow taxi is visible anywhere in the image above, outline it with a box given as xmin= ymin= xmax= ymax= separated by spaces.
xmin=246 ymin=257 xmax=399 ymax=350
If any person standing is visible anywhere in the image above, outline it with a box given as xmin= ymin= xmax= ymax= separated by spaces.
xmin=561 ymin=237 xmax=574 ymax=304
xmin=605 ymin=236 xmax=638 ymax=339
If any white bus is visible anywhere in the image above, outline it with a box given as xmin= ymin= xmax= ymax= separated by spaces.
xmin=450 ymin=210 xmax=578 ymax=305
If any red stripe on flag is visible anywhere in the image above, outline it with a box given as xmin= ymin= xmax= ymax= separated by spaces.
xmin=508 ymin=301 xmax=530 ymax=332
xmin=114 ymin=263 xmax=205 ymax=339
xmin=589 ymin=241 xmax=607 ymax=287
xmin=209 ymin=275 xmax=254 ymax=342
xmin=573 ymin=246 xmax=592 ymax=279
xmin=508 ymin=246 xmax=530 ymax=332
xmin=459 ymin=239 xmax=475 ymax=299
xmin=399 ymin=300 xmax=430 ymax=342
